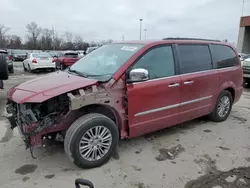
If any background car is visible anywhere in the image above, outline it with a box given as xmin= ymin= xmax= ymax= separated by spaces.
xmin=239 ymin=53 xmax=250 ymax=61
xmin=86 ymin=46 xmax=98 ymax=54
xmin=242 ymin=57 xmax=250 ymax=87
xmin=0 ymin=49 xmax=14 ymax=73
xmin=54 ymin=51 xmax=79 ymax=70
xmin=10 ymin=50 xmax=27 ymax=61
xmin=23 ymin=52 xmax=55 ymax=72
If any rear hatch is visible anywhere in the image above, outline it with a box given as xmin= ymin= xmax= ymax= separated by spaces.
xmin=33 ymin=53 xmax=53 ymax=66
xmin=64 ymin=53 xmax=79 ymax=64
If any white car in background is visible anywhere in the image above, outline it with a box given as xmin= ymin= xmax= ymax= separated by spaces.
xmin=23 ymin=52 xmax=55 ymax=72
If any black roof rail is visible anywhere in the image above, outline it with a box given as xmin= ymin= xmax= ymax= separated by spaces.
xmin=162 ymin=37 xmax=221 ymax=42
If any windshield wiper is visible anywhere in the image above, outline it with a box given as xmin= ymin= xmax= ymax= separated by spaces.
xmin=68 ymin=68 xmax=88 ymax=78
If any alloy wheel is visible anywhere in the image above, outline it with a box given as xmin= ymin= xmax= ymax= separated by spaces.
xmin=217 ymin=96 xmax=230 ymax=118
xmin=78 ymin=126 xmax=112 ymax=162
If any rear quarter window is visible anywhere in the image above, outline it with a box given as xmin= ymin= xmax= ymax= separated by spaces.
xmin=210 ymin=45 xmax=238 ymax=68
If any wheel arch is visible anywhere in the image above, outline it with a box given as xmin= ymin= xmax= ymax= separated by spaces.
xmin=78 ymin=104 xmax=121 ymax=136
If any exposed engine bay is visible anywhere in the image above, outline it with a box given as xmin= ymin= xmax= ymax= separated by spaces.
xmin=6 ymin=94 xmax=69 ymax=146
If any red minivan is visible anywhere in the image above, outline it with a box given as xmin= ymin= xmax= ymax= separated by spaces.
xmin=54 ymin=51 xmax=79 ymax=70
xmin=6 ymin=38 xmax=243 ymax=168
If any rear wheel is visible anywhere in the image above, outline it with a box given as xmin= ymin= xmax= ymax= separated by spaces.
xmin=28 ymin=64 xmax=32 ymax=73
xmin=9 ymin=67 xmax=14 ymax=74
xmin=23 ymin=63 xmax=27 ymax=72
xmin=64 ymin=113 xmax=119 ymax=168
xmin=243 ymin=78 xmax=250 ymax=88
xmin=209 ymin=90 xmax=233 ymax=122
xmin=60 ymin=63 xmax=65 ymax=71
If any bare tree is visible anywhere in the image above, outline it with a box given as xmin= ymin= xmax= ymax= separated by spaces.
xmin=8 ymin=35 xmax=22 ymax=49
xmin=39 ymin=28 xmax=53 ymax=50
xmin=0 ymin=24 xmax=10 ymax=48
xmin=26 ymin=22 xmax=42 ymax=49
xmin=62 ymin=31 xmax=74 ymax=50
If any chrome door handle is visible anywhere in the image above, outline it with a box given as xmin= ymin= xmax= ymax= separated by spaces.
xmin=168 ymin=83 xmax=180 ymax=88
xmin=183 ymin=81 xmax=194 ymax=85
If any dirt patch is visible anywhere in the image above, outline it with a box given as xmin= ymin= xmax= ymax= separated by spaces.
xmin=44 ymin=174 xmax=55 ymax=179
xmin=203 ymin=129 xmax=212 ymax=133
xmin=185 ymin=166 xmax=250 ymax=188
xmin=155 ymin=144 xmax=185 ymax=161
xmin=15 ymin=164 xmax=37 ymax=175
xmin=0 ymin=121 xmax=14 ymax=143
xmin=132 ymin=165 xmax=142 ymax=171
xmin=135 ymin=149 xmax=142 ymax=154
xmin=61 ymin=168 xmax=75 ymax=172
xmin=193 ymin=154 xmax=217 ymax=174
xmin=231 ymin=115 xmax=247 ymax=124
xmin=218 ymin=146 xmax=231 ymax=151
xmin=190 ymin=154 xmax=250 ymax=188
xmin=22 ymin=176 xmax=30 ymax=182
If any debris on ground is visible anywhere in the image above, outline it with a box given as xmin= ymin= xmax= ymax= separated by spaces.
xmin=155 ymin=144 xmax=185 ymax=161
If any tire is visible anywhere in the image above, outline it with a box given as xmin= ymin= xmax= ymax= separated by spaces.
xmin=243 ymin=78 xmax=250 ymax=88
xmin=9 ymin=67 xmax=14 ymax=74
xmin=0 ymin=54 xmax=8 ymax=80
xmin=209 ymin=90 xmax=233 ymax=122
xmin=28 ymin=64 xmax=32 ymax=73
xmin=64 ymin=113 xmax=119 ymax=169
xmin=23 ymin=63 xmax=27 ymax=72
xmin=60 ymin=63 xmax=65 ymax=71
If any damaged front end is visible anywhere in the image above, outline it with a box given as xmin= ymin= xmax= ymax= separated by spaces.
xmin=6 ymin=94 xmax=69 ymax=149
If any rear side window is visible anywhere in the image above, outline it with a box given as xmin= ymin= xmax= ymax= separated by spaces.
xmin=210 ymin=45 xmax=238 ymax=68
xmin=64 ymin=53 xmax=78 ymax=58
xmin=178 ymin=45 xmax=212 ymax=74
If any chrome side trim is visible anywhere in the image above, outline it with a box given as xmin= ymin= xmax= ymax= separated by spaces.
xmin=135 ymin=103 xmax=180 ymax=117
xmin=134 ymin=95 xmax=213 ymax=117
xmin=180 ymin=95 xmax=212 ymax=106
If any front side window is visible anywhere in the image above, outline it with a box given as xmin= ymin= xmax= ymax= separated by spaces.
xmin=131 ymin=46 xmax=175 ymax=79
xmin=210 ymin=44 xmax=238 ymax=68
xmin=178 ymin=44 xmax=212 ymax=74
xmin=69 ymin=43 xmax=144 ymax=81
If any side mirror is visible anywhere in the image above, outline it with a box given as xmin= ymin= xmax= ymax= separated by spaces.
xmin=0 ymin=54 xmax=9 ymax=80
xmin=128 ymin=68 xmax=149 ymax=83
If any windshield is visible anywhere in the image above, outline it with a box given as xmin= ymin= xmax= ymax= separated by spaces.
xmin=69 ymin=43 xmax=144 ymax=80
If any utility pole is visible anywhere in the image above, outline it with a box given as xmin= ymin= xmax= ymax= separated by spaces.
xmin=144 ymin=29 xmax=147 ymax=40
xmin=139 ymin=19 xmax=143 ymax=40
xmin=52 ymin=26 xmax=55 ymax=50
xmin=122 ymin=34 xmax=124 ymax=41
xmin=242 ymin=0 xmax=245 ymax=16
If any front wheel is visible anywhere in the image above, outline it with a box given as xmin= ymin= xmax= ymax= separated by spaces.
xmin=64 ymin=113 xmax=119 ymax=169
xmin=209 ymin=90 xmax=233 ymax=122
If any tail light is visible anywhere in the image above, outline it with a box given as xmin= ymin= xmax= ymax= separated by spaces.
xmin=8 ymin=56 xmax=12 ymax=60
xmin=32 ymin=59 xmax=37 ymax=64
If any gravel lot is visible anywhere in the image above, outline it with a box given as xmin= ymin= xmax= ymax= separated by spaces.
xmin=0 ymin=62 xmax=250 ymax=188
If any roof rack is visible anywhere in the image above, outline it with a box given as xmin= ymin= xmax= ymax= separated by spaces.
xmin=162 ymin=37 xmax=221 ymax=42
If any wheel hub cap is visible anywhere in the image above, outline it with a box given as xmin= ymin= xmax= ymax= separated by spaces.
xmin=217 ymin=96 xmax=230 ymax=118
xmin=79 ymin=126 xmax=112 ymax=162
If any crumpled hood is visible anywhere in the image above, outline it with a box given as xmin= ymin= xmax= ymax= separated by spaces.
xmin=8 ymin=71 xmax=98 ymax=103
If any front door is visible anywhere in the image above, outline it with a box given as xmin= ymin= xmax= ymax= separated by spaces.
xmin=177 ymin=44 xmax=219 ymax=123
xmin=127 ymin=45 xmax=181 ymax=137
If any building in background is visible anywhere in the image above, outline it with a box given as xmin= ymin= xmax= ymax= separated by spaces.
xmin=237 ymin=16 xmax=250 ymax=53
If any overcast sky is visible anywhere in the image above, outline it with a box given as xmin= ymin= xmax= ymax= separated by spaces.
xmin=1 ymin=0 xmax=249 ymax=42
